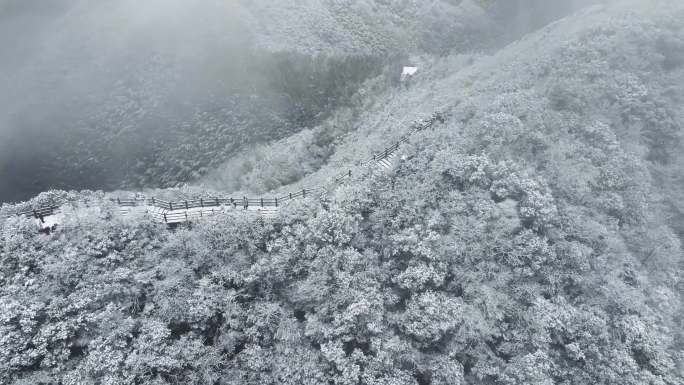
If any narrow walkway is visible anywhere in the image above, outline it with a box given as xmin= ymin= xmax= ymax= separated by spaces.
xmin=10 ymin=113 xmax=445 ymax=230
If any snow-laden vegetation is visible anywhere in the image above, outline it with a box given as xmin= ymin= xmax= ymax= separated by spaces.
xmin=1 ymin=0 xmax=683 ymax=384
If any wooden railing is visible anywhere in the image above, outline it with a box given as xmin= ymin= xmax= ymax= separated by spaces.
xmin=7 ymin=112 xmax=445 ymax=224
xmin=15 ymin=206 xmax=61 ymax=223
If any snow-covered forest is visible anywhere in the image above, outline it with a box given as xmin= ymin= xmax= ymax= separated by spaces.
xmin=0 ymin=0 xmax=682 ymax=384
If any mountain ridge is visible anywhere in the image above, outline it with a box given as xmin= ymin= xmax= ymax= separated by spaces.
xmin=0 ymin=1 xmax=682 ymax=384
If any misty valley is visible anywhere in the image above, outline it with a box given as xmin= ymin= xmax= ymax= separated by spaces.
xmin=0 ymin=48 xmax=387 ymax=202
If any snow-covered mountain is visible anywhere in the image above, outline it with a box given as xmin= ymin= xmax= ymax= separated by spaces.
xmin=0 ymin=1 xmax=682 ymax=384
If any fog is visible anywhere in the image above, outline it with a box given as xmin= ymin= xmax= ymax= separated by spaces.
xmin=0 ymin=0 xmax=257 ymax=202
xmin=0 ymin=0 xmax=612 ymax=203
xmin=0 ymin=0 xmax=252 ymax=133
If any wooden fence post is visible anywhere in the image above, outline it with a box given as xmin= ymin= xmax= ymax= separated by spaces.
xmin=289 ymin=192 xmax=292 ymax=199
xmin=117 ymin=198 xmax=121 ymax=205
xmin=349 ymin=169 xmax=352 ymax=177
xmin=163 ymin=213 xmax=167 ymax=223
xmin=185 ymin=201 xmax=189 ymax=210
xmin=275 ymin=198 xmax=278 ymax=208
xmin=216 ymin=197 xmax=220 ymax=206
xmin=169 ymin=202 xmax=173 ymax=211
xmin=261 ymin=198 xmax=264 ymax=207
xmin=244 ymin=197 xmax=248 ymax=209
xmin=303 ymin=189 xmax=306 ymax=198
xmin=151 ymin=197 xmax=156 ymax=205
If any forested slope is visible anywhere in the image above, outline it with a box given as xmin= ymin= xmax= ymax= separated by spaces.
xmin=0 ymin=0 xmax=604 ymax=203
xmin=1 ymin=1 xmax=683 ymax=384
xmin=242 ymin=0 xmax=605 ymax=55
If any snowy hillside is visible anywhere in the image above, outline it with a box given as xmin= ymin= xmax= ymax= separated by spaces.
xmin=242 ymin=0 xmax=491 ymax=54
xmin=240 ymin=0 xmax=609 ymax=55
xmin=0 ymin=1 xmax=682 ymax=384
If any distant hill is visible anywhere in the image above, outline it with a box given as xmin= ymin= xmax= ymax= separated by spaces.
xmin=240 ymin=0 xmax=606 ymax=55
xmin=241 ymin=0 xmax=491 ymax=55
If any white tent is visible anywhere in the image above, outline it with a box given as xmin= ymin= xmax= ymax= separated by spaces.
xmin=401 ymin=66 xmax=418 ymax=82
